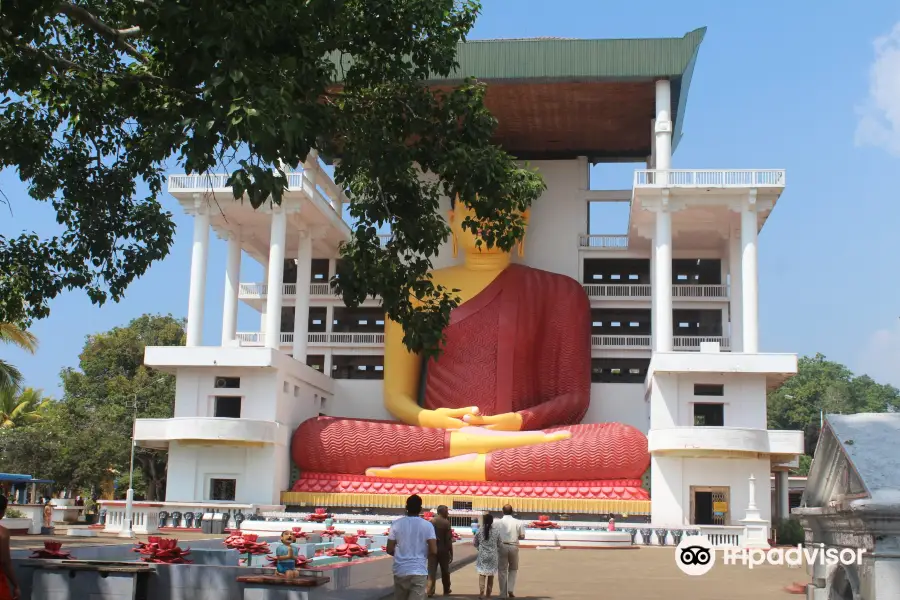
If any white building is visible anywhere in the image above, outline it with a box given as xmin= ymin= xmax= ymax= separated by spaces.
xmin=133 ymin=28 xmax=803 ymax=534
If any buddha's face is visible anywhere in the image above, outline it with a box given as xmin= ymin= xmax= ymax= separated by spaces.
xmin=448 ymin=203 xmax=529 ymax=255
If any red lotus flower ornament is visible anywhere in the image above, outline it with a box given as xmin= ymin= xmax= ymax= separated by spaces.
xmin=356 ymin=529 xmax=367 ymax=537
xmin=451 ymin=529 xmax=461 ymax=542
xmin=133 ymin=537 xmax=193 ymax=564
xmin=529 ymin=515 xmax=559 ymax=529
xmin=30 ymin=541 xmax=74 ymax=560
xmin=307 ymin=508 xmax=330 ymax=523
xmin=222 ymin=532 xmax=271 ymax=556
xmin=326 ymin=534 xmax=369 ymax=559
xmin=320 ymin=526 xmax=344 ymax=539
xmin=290 ymin=527 xmax=309 ymax=539
xmin=422 ymin=512 xmax=434 ymax=521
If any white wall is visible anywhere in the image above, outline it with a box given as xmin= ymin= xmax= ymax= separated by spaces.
xmin=651 ymin=455 xmax=772 ymax=527
xmin=165 ymin=442 xmax=282 ymax=505
xmin=650 ymin=372 xmax=768 ymax=430
xmin=584 ymin=383 xmax=649 ymax=433
xmin=327 ymin=380 xmax=393 ymax=421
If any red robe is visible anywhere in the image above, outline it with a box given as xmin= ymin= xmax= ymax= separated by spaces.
xmin=292 ymin=265 xmax=649 ymax=482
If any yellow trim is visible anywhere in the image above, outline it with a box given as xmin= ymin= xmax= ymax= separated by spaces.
xmin=280 ymin=492 xmax=650 ymax=515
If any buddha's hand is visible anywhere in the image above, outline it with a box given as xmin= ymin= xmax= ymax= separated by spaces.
xmin=462 ymin=411 xmax=524 ymax=431
xmin=450 ymin=427 xmax=572 ymax=455
xmin=417 ymin=406 xmax=482 ymax=430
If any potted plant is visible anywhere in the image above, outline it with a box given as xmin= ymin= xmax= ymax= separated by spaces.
xmin=1 ymin=508 xmax=33 ymax=535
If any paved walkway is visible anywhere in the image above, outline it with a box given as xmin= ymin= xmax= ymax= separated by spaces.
xmin=417 ymin=548 xmax=802 ymax=599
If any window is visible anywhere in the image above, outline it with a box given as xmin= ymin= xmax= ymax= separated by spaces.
xmin=693 ymin=403 xmax=724 ymax=426
xmin=214 ymin=396 xmax=242 ymax=418
xmin=309 ymin=307 xmax=327 ymax=332
xmin=672 ymin=259 xmax=722 ymax=285
xmin=591 ymin=358 xmax=650 ymax=384
xmin=283 ymin=381 xmax=290 ymax=393
xmin=582 ymin=258 xmax=650 ymax=285
xmin=333 ymin=307 xmax=386 ymax=333
xmin=293 ymin=385 xmax=300 ymax=398
xmin=306 ymin=354 xmax=325 ymax=372
xmin=673 ymin=309 xmax=723 ymax=336
xmin=214 ymin=377 xmax=240 ymax=389
xmin=694 ymin=384 xmax=724 ymax=397
xmin=333 ymin=355 xmax=384 ymax=380
xmin=591 ymin=309 xmax=651 ymax=335
xmin=209 ymin=478 xmax=236 ymax=501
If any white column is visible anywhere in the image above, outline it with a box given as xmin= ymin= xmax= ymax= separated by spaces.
xmin=728 ymin=229 xmax=743 ymax=352
xmin=324 ymin=349 xmax=333 ymax=376
xmin=776 ymin=470 xmax=789 ymax=522
xmin=654 ymin=209 xmax=673 ymax=352
xmin=650 ymin=236 xmax=657 ymax=351
xmin=264 ymin=207 xmax=287 ymax=350
xmin=221 ymin=228 xmax=242 ymax=345
xmin=655 ymin=80 xmax=672 ymax=172
xmin=186 ymin=201 xmax=210 ymax=347
xmin=292 ymin=231 xmax=313 ymax=360
xmin=741 ymin=192 xmax=759 ymax=354
xmin=324 ymin=304 xmax=335 ymax=377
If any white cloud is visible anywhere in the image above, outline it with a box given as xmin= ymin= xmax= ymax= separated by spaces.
xmin=855 ymin=22 xmax=900 ymax=156
xmin=858 ymin=320 xmax=900 ymax=387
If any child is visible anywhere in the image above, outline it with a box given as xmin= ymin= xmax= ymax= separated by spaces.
xmin=473 ymin=513 xmax=501 ymax=598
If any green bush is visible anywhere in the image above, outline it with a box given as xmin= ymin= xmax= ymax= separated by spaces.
xmin=4 ymin=508 xmax=26 ymax=519
xmin=775 ymin=518 xmax=805 ymax=546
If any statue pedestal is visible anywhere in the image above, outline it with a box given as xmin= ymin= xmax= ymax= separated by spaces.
xmin=740 ymin=510 xmax=770 ymax=549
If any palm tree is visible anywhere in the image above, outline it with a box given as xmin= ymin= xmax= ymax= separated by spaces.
xmin=0 ymin=323 xmax=38 ymax=394
xmin=0 ymin=387 xmax=50 ymax=428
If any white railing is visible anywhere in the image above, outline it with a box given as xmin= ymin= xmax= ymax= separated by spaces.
xmin=309 ymin=283 xmax=333 ymax=295
xmin=634 ymin=169 xmax=786 ymax=188
xmin=102 ymin=507 xmax=160 ymax=535
xmin=167 ymin=173 xmax=232 ymax=191
xmin=672 ymin=284 xmax=728 ymax=299
xmin=591 ymin=335 xmax=652 ymax=349
xmin=239 ymin=332 xmax=383 ymax=346
xmin=239 ymin=283 xmax=268 ymax=297
xmin=674 ymin=336 xmax=730 ymax=351
xmin=698 ymin=525 xmax=744 ymax=547
xmin=238 ymin=282 xmax=338 ymax=298
xmin=583 ymin=284 xmax=651 ymax=298
xmin=578 ymin=234 xmax=629 ymax=250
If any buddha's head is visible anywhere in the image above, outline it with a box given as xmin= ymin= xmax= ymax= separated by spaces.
xmin=448 ymin=196 xmax=530 ymax=258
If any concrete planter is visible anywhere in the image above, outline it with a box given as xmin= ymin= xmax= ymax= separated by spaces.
xmin=1 ymin=518 xmax=34 ymax=535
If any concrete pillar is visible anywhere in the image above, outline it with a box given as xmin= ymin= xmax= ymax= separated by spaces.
xmin=186 ymin=200 xmax=210 ymax=347
xmin=776 ymin=471 xmax=790 ymax=522
xmin=728 ymin=229 xmax=743 ymax=352
xmin=655 ymin=80 xmax=672 ymax=173
xmin=221 ymin=228 xmax=242 ymax=345
xmin=741 ymin=192 xmax=759 ymax=354
xmin=650 ymin=236 xmax=657 ymax=351
xmin=264 ymin=207 xmax=287 ymax=349
xmin=291 ymin=231 xmax=313 ymax=360
xmin=324 ymin=349 xmax=333 ymax=377
xmin=654 ymin=209 xmax=673 ymax=352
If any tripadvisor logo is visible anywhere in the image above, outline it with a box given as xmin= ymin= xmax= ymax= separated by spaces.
xmin=675 ymin=535 xmax=865 ymax=576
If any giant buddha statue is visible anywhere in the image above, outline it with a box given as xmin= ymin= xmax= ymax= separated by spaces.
xmin=291 ymin=200 xmax=649 ymax=502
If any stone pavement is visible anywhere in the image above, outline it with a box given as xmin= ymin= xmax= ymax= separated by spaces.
xmin=400 ymin=548 xmax=802 ymax=599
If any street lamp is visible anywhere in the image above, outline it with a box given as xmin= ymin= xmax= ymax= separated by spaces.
xmin=119 ymin=376 xmax=166 ymax=539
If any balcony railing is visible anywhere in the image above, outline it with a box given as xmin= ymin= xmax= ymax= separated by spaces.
xmin=582 ymin=284 xmax=727 ymax=300
xmin=591 ymin=335 xmax=730 ymax=351
xmin=591 ymin=335 xmax=652 ymax=349
xmin=236 ymin=332 xmax=383 ymax=346
xmin=673 ymin=336 xmax=730 ymax=351
xmin=633 ymin=169 xmax=786 ymax=188
xmin=578 ymin=235 xmax=629 ymax=250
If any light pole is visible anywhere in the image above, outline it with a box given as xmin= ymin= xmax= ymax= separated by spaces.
xmin=119 ymin=376 xmax=166 ymax=539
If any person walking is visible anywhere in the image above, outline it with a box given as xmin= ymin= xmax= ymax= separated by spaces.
xmin=474 ymin=513 xmax=501 ymax=598
xmin=387 ymin=495 xmax=437 ymax=600
xmin=427 ymin=505 xmax=453 ymax=597
xmin=495 ymin=504 xmax=525 ymax=598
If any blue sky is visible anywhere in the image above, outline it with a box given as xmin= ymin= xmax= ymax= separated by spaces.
xmin=2 ymin=0 xmax=900 ymax=395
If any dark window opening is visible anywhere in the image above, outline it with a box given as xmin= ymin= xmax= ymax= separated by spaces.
xmin=672 ymin=259 xmax=722 ymax=285
xmin=694 ymin=491 xmax=714 ymax=525
xmin=214 ymin=396 xmax=242 ymax=418
xmin=309 ymin=307 xmax=327 ymax=332
xmin=214 ymin=377 xmax=240 ymax=389
xmin=333 ymin=355 xmax=384 ymax=380
xmin=306 ymin=354 xmax=325 ymax=372
xmin=694 ymin=383 xmax=724 ymax=396
xmin=591 ymin=309 xmax=651 ymax=335
xmin=693 ymin=403 xmax=724 ymax=426
xmin=582 ymin=259 xmax=650 ymax=285
xmin=282 ymin=259 xmax=298 ymax=284
xmin=333 ymin=307 xmax=386 ymax=333
xmin=591 ymin=358 xmax=650 ymax=384
xmin=673 ymin=310 xmax=723 ymax=336
xmin=209 ymin=478 xmax=236 ymax=501
xmin=453 ymin=501 xmax=473 ymax=511
xmin=310 ymin=258 xmax=329 ymax=282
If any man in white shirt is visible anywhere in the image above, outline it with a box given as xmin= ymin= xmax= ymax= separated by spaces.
xmin=495 ymin=504 xmax=526 ymax=598
xmin=387 ymin=494 xmax=437 ymax=600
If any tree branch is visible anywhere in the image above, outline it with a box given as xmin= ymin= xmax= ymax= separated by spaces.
xmin=56 ymin=3 xmax=146 ymax=63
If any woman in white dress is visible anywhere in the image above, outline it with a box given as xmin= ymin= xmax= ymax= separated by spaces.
xmin=474 ymin=513 xmax=501 ymax=598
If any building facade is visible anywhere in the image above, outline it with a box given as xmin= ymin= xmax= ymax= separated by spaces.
xmin=136 ymin=28 xmax=802 ymax=533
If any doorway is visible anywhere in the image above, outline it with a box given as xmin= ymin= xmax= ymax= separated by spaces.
xmin=690 ymin=486 xmax=729 ymax=526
